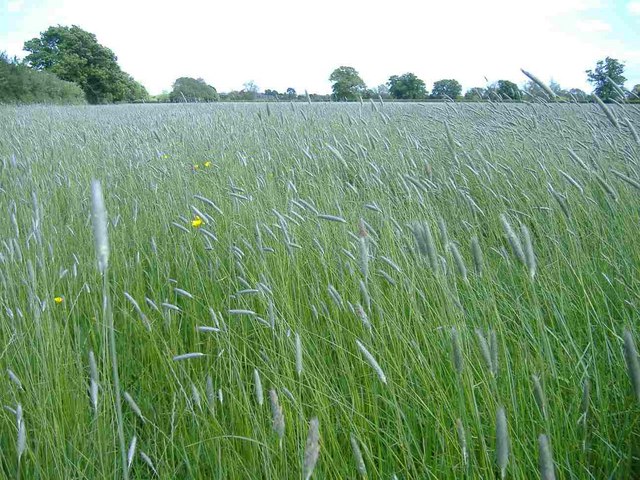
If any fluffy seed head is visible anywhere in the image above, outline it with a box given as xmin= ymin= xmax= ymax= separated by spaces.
xmin=500 ymin=214 xmax=525 ymax=266
xmin=127 ymin=435 xmax=137 ymax=470
xmin=623 ymin=329 xmax=640 ymax=403
xmin=356 ymin=339 xmax=387 ymax=384
xmin=269 ymin=389 xmax=285 ymax=439
xmin=295 ymin=332 xmax=303 ymax=377
xmin=91 ymin=180 xmax=109 ymax=274
xmin=303 ymin=417 xmax=320 ymax=480
xmin=496 ymin=406 xmax=509 ymax=479
xmin=254 ymin=369 xmax=263 ymax=406
xmin=350 ymin=433 xmax=367 ymax=477
xmin=532 ymin=375 xmax=547 ymax=420
xmin=456 ymin=418 xmax=468 ymax=467
xmin=538 ymin=434 xmax=556 ymax=480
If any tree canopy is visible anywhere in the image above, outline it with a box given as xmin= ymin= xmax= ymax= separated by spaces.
xmin=285 ymin=87 xmax=297 ymax=98
xmin=329 ymin=66 xmax=366 ymax=101
xmin=23 ymin=25 xmax=148 ymax=104
xmin=586 ymin=57 xmax=626 ymax=101
xmin=387 ymin=73 xmax=427 ymax=99
xmin=492 ymin=80 xmax=521 ymax=100
xmin=0 ymin=52 xmax=85 ymax=104
xmin=464 ymin=87 xmax=486 ymax=101
xmin=169 ymin=77 xmax=218 ymax=102
xmin=431 ymin=79 xmax=462 ymax=99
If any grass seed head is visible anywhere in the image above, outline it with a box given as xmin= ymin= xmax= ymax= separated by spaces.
xmin=303 ymin=417 xmax=320 ymax=480
xmin=496 ymin=406 xmax=509 ymax=479
xmin=538 ymin=434 xmax=556 ymax=480
xmin=623 ymin=329 xmax=640 ymax=403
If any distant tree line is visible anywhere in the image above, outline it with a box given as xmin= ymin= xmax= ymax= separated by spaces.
xmin=326 ymin=60 xmax=639 ymax=103
xmin=1 ymin=24 xmax=639 ymax=105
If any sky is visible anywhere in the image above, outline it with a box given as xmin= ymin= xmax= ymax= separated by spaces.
xmin=1 ymin=0 xmax=639 ymax=96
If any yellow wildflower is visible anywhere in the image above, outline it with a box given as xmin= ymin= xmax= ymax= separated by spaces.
xmin=193 ymin=164 xmax=199 ymax=170
xmin=54 ymin=296 xmax=64 ymax=304
xmin=191 ymin=215 xmax=203 ymax=228
xmin=204 ymin=161 xmax=212 ymax=168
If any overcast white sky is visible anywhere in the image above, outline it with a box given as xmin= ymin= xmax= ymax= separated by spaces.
xmin=1 ymin=0 xmax=639 ymax=95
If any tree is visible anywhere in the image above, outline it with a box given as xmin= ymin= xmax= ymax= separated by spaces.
xmin=548 ymin=80 xmax=566 ymax=97
xmin=586 ymin=57 xmax=626 ymax=101
xmin=0 ymin=51 xmax=85 ymax=104
xmin=431 ymin=79 xmax=462 ymax=99
xmin=387 ymin=73 xmax=427 ymax=99
xmin=329 ymin=66 xmax=366 ymax=101
xmin=631 ymin=84 xmax=640 ymax=100
xmin=286 ymin=87 xmax=296 ymax=99
xmin=523 ymin=80 xmax=546 ymax=98
xmin=242 ymin=80 xmax=259 ymax=100
xmin=492 ymin=80 xmax=521 ymax=100
xmin=23 ymin=25 xmax=147 ymax=104
xmin=464 ymin=87 xmax=486 ymax=101
xmin=523 ymin=79 xmax=566 ymax=100
xmin=169 ymin=77 xmax=218 ymax=102
xmin=568 ymin=88 xmax=589 ymax=102
xmin=376 ymin=84 xmax=390 ymax=99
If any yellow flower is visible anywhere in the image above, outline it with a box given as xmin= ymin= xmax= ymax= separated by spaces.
xmin=193 ymin=164 xmax=199 ymax=170
xmin=204 ymin=161 xmax=212 ymax=168
xmin=191 ymin=215 xmax=203 ymax=228
xmin=54 ymin=296 xmax=64 ymax=304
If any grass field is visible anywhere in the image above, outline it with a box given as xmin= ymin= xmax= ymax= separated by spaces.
xmin=0 ymin=100 xmax=639 ymax=479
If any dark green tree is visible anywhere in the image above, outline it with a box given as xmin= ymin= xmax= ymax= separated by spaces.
xmin=493 ymin=80 xmax=521 ymax=100
xmin=464 ymin=87 xmax=486 ymax=101
xmin=23 ymin=25 xmax=147 ymax=104
xmin=586 ymin=57 xmax=626 ymax=101
xmin=286 ymin=87 xmax=296 ymax=98
xmin=329 ymin=66 xmax=366 ymax=101
xmin=0 ymin=51 xmax=85 ymax=104
xmin=387 ymin=73 xmax=427 ymax=99
xmin=169 ymin=77 xmax=218 ymax=102
xmin=431 ymin=79 xmax=462 ymax=99
xmin=568 ymin=88 xmax=589 ymax=102
xmin=631 ymin=84 xmax=640 ymax=99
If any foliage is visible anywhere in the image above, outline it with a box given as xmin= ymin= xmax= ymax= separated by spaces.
xmin=329 ymin=66 xmax=366 ymax=101
xmin=568 ymin=88 xmax=589 ymax=102
xmin=169 ymin=77 xmax=218 ymax=102
xmin=220 ymin=90 xmax=257 ymax=101
xmin=586 ymin=57 xmax=626 ymax=101
xmin=286 ymin=87 xmax=297 ymax=98
xmin=0 ymin=52 xmax=85 ymax=104
xmin=431 ymin=79 xmax=462 ymax=99
xmin=23 ymin=25 xmax=148 ymax=104
xmin=387 ymin=73 xmax=427 ymax=100
xmin=464 ymin=87 xmax=487 ymax=101
xmin=523 ymin=79 xmax=567 ymax=100
xmin=491 ymin=80 xmax=521 ymax=100
xmin=242 ymin=81 xmax=260 ymax=100
xmin=376 ymin=84 xmax=391 ymax=99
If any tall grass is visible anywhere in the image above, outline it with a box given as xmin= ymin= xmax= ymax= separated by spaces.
xmin=0 ymin=100 xmax=638 ymax=478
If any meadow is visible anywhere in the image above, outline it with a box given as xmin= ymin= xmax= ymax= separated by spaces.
xmin=0 ymin=100 xmax=639 ymax=479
